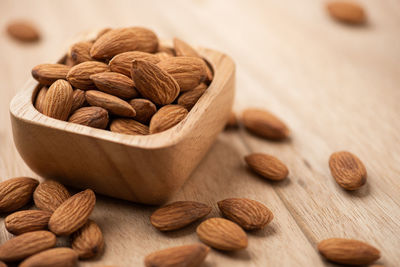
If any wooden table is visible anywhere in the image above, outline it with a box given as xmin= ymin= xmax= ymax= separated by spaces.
xmin=1 ymin=0 xmax=399 ymax=266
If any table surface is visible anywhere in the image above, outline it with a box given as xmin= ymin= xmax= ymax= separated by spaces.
xmin=1 ymin=0 xmax=400 ymax=266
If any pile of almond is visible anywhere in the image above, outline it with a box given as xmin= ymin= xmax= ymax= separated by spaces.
xmin=32 ymin=27 xmax=213 ymax=135
xmin=0 ymin=177 xmax=102 ymax=266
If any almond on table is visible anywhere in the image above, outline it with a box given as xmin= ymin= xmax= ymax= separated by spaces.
xmin=5 ymin=210 xmax=52 ymax=235
xmin=245 ymin=153 xmax=289 ymax=181
xmin=33 ymin=180 xmax=70 ymax=212
xmin=326 ymin=1 xmax=366 ymax=24
xmin=19 ymin=247 xmax=78 ymax=267
xmin=71 ymin=220 xmax=104 ymax=259
xmin=0 ymin=177 xmax=39 ymax=213
xmin=6 ymin=20 xmax=40 ymax=42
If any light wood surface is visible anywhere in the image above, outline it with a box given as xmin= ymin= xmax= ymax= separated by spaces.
xmin=1 ymin=0 xmax=400 ymax=266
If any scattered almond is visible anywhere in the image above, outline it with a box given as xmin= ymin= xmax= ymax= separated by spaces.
xmin=19 ymin=247 xmax=78 ymax=267
xmin=318 ymin=238 xmax=380 ymax=265
xmin=69 ymin=41 xmax=93 ymax=65
xmin=109 ymin=51 xmax=160 ymax=76
xmin=5 ymin=210 xmax=52 ymax=235
xmin=0 ymin=177 xmax=39 ymax=213
xmin=6 ymin=20 xmax=40 ymax=42
xmin=90 ymin=72 xmax=138 ymax=99
xmin=71 ymin=220 xmax=104 ymax=259
xmin=177 ymin=83 xmax=207 ymax=110
xmin=33 ymin=180 xmax=70 ymax=212
xmin=110 ymin=118 xmax=149 ymax=135
xmin=68 ymin=106 xmax=109 ymax=129
xmin=150 ymin=105 xmax=188 ymax=134
xmin=85 ymin=90 xmax=136 ymax=117
xmin=128 ymin=98 xmax=157 ymax=124
xmin=34 ymin=86 xmax=48 ymax=113
xmin=326 ymin=1 xmax=365 ymax=24
xmin=32 ymin=64 xmax=71 ymax=85
xmin=71 ymin=89 xmax=87 ymax=113
xmin=225 ymin=112 xmax=238 ymax=128
xmin=245 ymin=153 xmax=289 ymax=181
xmin=66 ymin=61 xmax=109 ymax=90
xmin=42 ymin=79 xmax=74 ymax=121
xmin=150 ymin=201 xmax=211 ymax=231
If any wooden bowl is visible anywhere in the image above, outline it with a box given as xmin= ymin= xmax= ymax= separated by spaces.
xmin=9 ymin=47 xmax=235 ymax=205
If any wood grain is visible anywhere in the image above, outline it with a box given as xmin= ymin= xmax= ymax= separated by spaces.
xmin=0 ymin=0 xmax=399 ymax=266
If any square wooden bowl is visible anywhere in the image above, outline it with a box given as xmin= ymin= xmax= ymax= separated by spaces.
xmin=9 ymin=46 xmax=235 ymax=205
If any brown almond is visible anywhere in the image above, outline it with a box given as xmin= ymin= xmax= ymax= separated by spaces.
xmin=71 ymin=89 xmax=87 ymax=113
xmin=131 ymin=60 xmax=180 ymax=105
xmin=68 ymin=106 xmax=109 ymax=129
xmin=150 ymin=105 xmax=188 ymax=134
xmin=242 ymin=108 xmax=289 ymax=140
xmin=318 ymin=238 xmax=380 ymax=265
xmin=31 ymin=64 xmax=71 ymax=86
xmin=110 ymin=118 xmax=149 ymax=135
xmin=0 ymin=261 xmax=6 ymax=267
xmin=109 ymin=51 xmax=160 ymax=76
xmin=42 ymin=79 xmax=73 ymax=120
xmin=71 ymin=220 xmax=104 ymax=259
xmin=245 ymin=153 xmax=289 ymax=181
xmin=85 ymin=90 xmax=135 ymax=117
xmin=196 ymin=218 xmax=248 ymax=251
xmin=218 ymin=198 xmax=273 ymax=230
xmin=0 ymin=231 xmax=56 ymax=262
xmin=66 ymin=61 xmax=109 ymax=89
xmin=34 ymin=86 xmax=48 ymax=113
xmin=173 ymin=38 xmax=200 ymax=58
xmin=19 ymin=247 xmax=78 ymax=267
xmin=329 ymin=151 xmax=367 ymax=190
xmin=128 ymin=98 xmax=157 ymax=124
xmin=5 ymin=210 xmax=52 ymax=235
xmin=225 ymin=112 xmax=238 ymax=128
xmin=326 ymin=1 xmax=365 ymax=24
xmin=91 ymin=72 xmax=138 ymax=99
xmin=156 ymin=52 xmax=172 ymax=61
xmin=177 ymin=83 xmax=207 ymax=110
xmin=150 ymin=201 xmax=211 ymax=231
xmin=144 ymin=243 xmax=209 ymax=267
xmin=6 ymin=20 xmax=40 ymax=42
xmin=33 ymin=180 xmax=70 ymax=212
xmin=91 ymin=27 xmax=158 ymax=59
xmin=0 ymin=177 xmax=39 ymax=213
xmin=157 ymin=45 xmax=176 ymax=56
xmin=69 ymin=41 xmax=93 ymax=65
xmin=48 ymin=189 xmax=96 ymax=236
xmin=157 ymin=57 xmax=207 ymax=92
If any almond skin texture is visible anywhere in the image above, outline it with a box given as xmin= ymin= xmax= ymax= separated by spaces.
xmin=34 ymin=86 xmax=48 ymax=113
xmin=177 ymin=83 xmax=207 ymax=110
xmin=157 ymin=57 xmax=207 ymax=92
xmin=49 ymin=189 xmax=96 ymax=236
xmin=68 ymin=106 xmax=109 ymax=129
xmin=19 ymin=247 xmax=78 ymax=267
xmin=131 ymin=60 xmax=180 ymax=105
xmin=66 ymin=61 xmax=109 ymax=90
xmin=326 ymin=1 xmax=365 ymax=24
xmin=5 ymin=210 xmax=52 ymax=235
xmin=43 ymin=79 xmax=74 ymax=120
xmin=0 ymin=231 xmax=56 ymax=262
xmin=109 ymin=51 xmax=160 ymax=76
xmin=32 ymin=64 xmax=71 ymax=85
xmin=318 ymin=238 xmax=380 ymax=265
xmin=85 ymin=90 xmax=135 ymax=117
xmin=71 ymin=89 xmax=87 ymax=113
xmin=91 ymin=27 xmax=158 ymax=59
xmin=150 ymin=201 xmax=212 ymax=231
xmin=218 ymin=198 xmax=273 ymax=230
xmin=144 ymin=243 xmax=210 ymax=267
xmin=91 ymin=72 xmax=138 ymax=99
xmin=150 ymin=105 xmax=188 ymax=134
xmin=329 ymin=151 xmax=367 ymax=190
xmin=110 ymin=118 xmax=149 ymax=135
xmin=242 ymin=108 xmax=289 ymax=140
xmin=128 ymin=98 xmax=157 ymax=124
xmin=71 ymin=220 xmax=104 ymax=259
xmin=33 ymin=180 xmax=70 ymax=212
xmin=0 ymin=177 xmax=39 ymax=213
xmin=245 ymin=153 xmax=289 ymax=181
xmin=69 ymin=41 xmax=93 ymax=65
xmin=7 ymin=20 xmax=40 ymax=42
xmin=196 ymin=218 xmax=248 ymax=251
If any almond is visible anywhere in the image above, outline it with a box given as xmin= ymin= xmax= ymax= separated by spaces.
xmin=157 ymin=57 xmax=207 ymax=92
xmin=110 ymin=118 xmax=149 ymax=135
xmin=68 ymin=106 xmax=109 ymax=129
xmin=326 ymin=1 xmax=365 ymax=24
xmin=33 ymin=180 xmax=70 ymax=212
xmin=0 ymin=177 xmax=39 ymax=213
xmin=173 ymin=38 xmax=200 ymax=58
xmin=150 ymin=201 xmax=211 ymax=231
xmin=66 ymin=61 xmax=109 ymax=90
xmin=109 ymin=51 xmax=160 ymax=76
xmin=177 ymin=83 xmax=207 ymax=110
xmin=128 ymin=98 xmax=157 ymax=124
xmin=19 ymin=247 xmax=78 ymax=267
xmin=218 ymin=198 xmax=273 ymax=230
xmin=90 ymin=72 xmax=138 ymax=99
xmin=318 ymin=238 xmax=380 ymax=265
xmin=48 ymin=189 xmax=96 ymax=236
xmin=5 ymin=210 xmax=52 ymax=235
xmin=156 ymin=52 xmax=172 ymax=61
xmin=242 ymin=108 xmax=289 ymax=140
xmin=31 ymin=64 xmax=71 ymax=86
xmin=0 ymin=261 xmax=6 ymax=267
xmin=196 ymin=218 xmax=248 ymax=251
xmin=85 ymin=90 xmax=136 ymax=117
xmin=69 ymin=41 xmax=93 ymax=65
xmin=42 ymin=79 xmax=74 ymax=120
xmin=0 ymin=231 xmax=56 ymax=262
xmin=91 ymin=27 xmax=158 ymax=59
xmin=144 ymin=243 xmax=209 ymax=267
xmin=71 ymin=89 xmax=87 ymax=113
xmin=71 ymin=220 xmax=104 ymax=259
xmin=245 ymin=153 xmax=289 ymax=181
xmin=157 ymin=45 xmax=176 ymax=56
xmin=131 ymin=60 xmax=180 ymax=105
xmin=6 ymin=20 xmax=40 ymax=42
xmin=34 ymin=86 xmax=48 ymax=113
xmin=329 ymin=151 xmax=367 ymax=190
xmin=149 ymin=105 xmax=188 ymax=134
xmin=225 ymin=112 xmax=238 ymax=128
